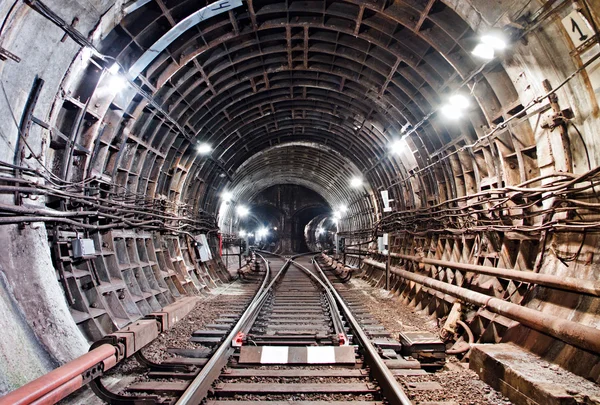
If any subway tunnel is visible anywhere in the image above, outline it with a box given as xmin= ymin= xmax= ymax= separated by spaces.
xmin=0 ymin=0 xmax=600 ymax=403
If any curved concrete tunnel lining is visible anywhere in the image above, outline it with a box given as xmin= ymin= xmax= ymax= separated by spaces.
xmin=0 ymin=0 xmax=599 ymax=400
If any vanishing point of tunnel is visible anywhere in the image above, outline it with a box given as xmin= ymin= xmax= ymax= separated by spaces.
xmin=1 ymin=0 xmax=600 ymax=404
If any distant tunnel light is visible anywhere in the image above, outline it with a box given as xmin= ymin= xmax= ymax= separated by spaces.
xmin=449 ymin=94 xmax=470 ymax=109
xmin=239 ymin=230 xmax=246 ymax=237
xmin=316 ymin=227 xmax=324 ymax=235
xmin=107 ymin=62 xmax=120 ymax=75
xmin=236 ymin=205 xmax=249 ymax=217
xmin=107 ymin=75 xmax=128 ymax=93
xmin=390 ymin=139 xmax=406 ymax=155
xmin=333 ymin=210 xmax=342 ymax=219
xmin=197 ymin=142 xmax=213 ymax=155
xmin=472 ymin=33 xmax=507 ymax=60
xmin=222 ymin=191 xmax=233 ymax=202
xmin=350 ymin=177 xmax=363 ymax=188
xmin=339 ymin=204 xmax=347 ymax=213
xmin=441 ymin=93 xmax=471 ymax=120
xmin=481 ymin=34 xmax=507 ymax=50
xmin=440 ymin=103 xmax=464 ymax=120
xmin=472 ymin=43 xmax=495 ymax=60
xmin=258 ymin=227 xmax=269 ymax=237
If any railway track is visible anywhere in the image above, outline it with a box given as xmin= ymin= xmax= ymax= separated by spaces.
xmin=2 ymin=251 xmax=447 ymax=405
xmin=117 ymin=252 xmax=421 ymax=405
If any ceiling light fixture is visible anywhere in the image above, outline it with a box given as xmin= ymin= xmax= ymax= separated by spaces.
xmin=472 ymin=33 xmax=507 ymax=60
xmin=441 ymin=93 xmax=471 ymax=120
xmin=350 ymin=177 xmax=363 ymax=188
xmin=390 ymin=138 xmax=406 ymax=154
xmin=107 ymin=62 xmax=120 ymax=75
xmin=197 ymin=142 xmax=212 ymax=155
xmin=472 ymin=43 xmax=495 ymax=60
xmin=107 ymin=75 xmax=128 ymax=93
xmin=222 ymin=191 xmax=233 ymax=202
xmin=236 ymin=205 xmax=249 ymax=217
xmin=481 ymin=34 xmax=507 ymax=50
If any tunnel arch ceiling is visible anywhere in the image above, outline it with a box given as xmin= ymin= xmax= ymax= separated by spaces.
xmin=49 ymin=0 xmax=533 ymax=223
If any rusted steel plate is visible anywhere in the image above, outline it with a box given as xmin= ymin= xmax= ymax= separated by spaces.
xmin=205 ymin=324 xmax=232 ymax=329
xmin=148 ymin=371 xmax=199 ymax=379
xmin=238 ymin=346 xmax=263 ymax=363
xmin=265 ymin=324 xmax=330 ymax=330
xmin=391 ymin=369 xmax=429 ymax=376
xmin=265 ymin=325 xmax=329 ymax=335
xmin=287 ymin=346 xmax=308 ymax=364
xmin=265 ymin=314 xmax=326 ymax=319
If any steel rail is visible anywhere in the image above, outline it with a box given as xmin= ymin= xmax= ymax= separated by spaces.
xmin=175 ymin=252 xmax=291 ymax=405
xmin=300 ymin=257 xmax=413 ymax=405
xmin=288 ymin=261 xmax=347 ymax=342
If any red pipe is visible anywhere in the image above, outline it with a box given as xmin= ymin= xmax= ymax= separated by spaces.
xmin=0 ymin=344 xmax=117 ymax=405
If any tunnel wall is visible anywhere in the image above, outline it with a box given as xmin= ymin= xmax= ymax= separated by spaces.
xmin=348 ymin=0 xmax=600 ymax=383
xmin=0 ymin=1 xmax=229 ymax=394
xmin=0 ymin=0 xmax=116 ymax=393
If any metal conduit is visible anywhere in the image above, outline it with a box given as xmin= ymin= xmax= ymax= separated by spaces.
xmin=366 ymin=250 xmax=600 ymax=297
xmin=363 ymin=258 xmax=600 ymax=355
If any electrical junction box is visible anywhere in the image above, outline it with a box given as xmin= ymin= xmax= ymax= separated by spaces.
xmin=72 ymin=238 xmax=96 ymax=259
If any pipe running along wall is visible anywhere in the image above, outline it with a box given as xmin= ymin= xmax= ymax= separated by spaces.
xmin=366 ymin=251 xmax=600 ymax=297
xmin=363 ymin=258 xmax=600 ymax=355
